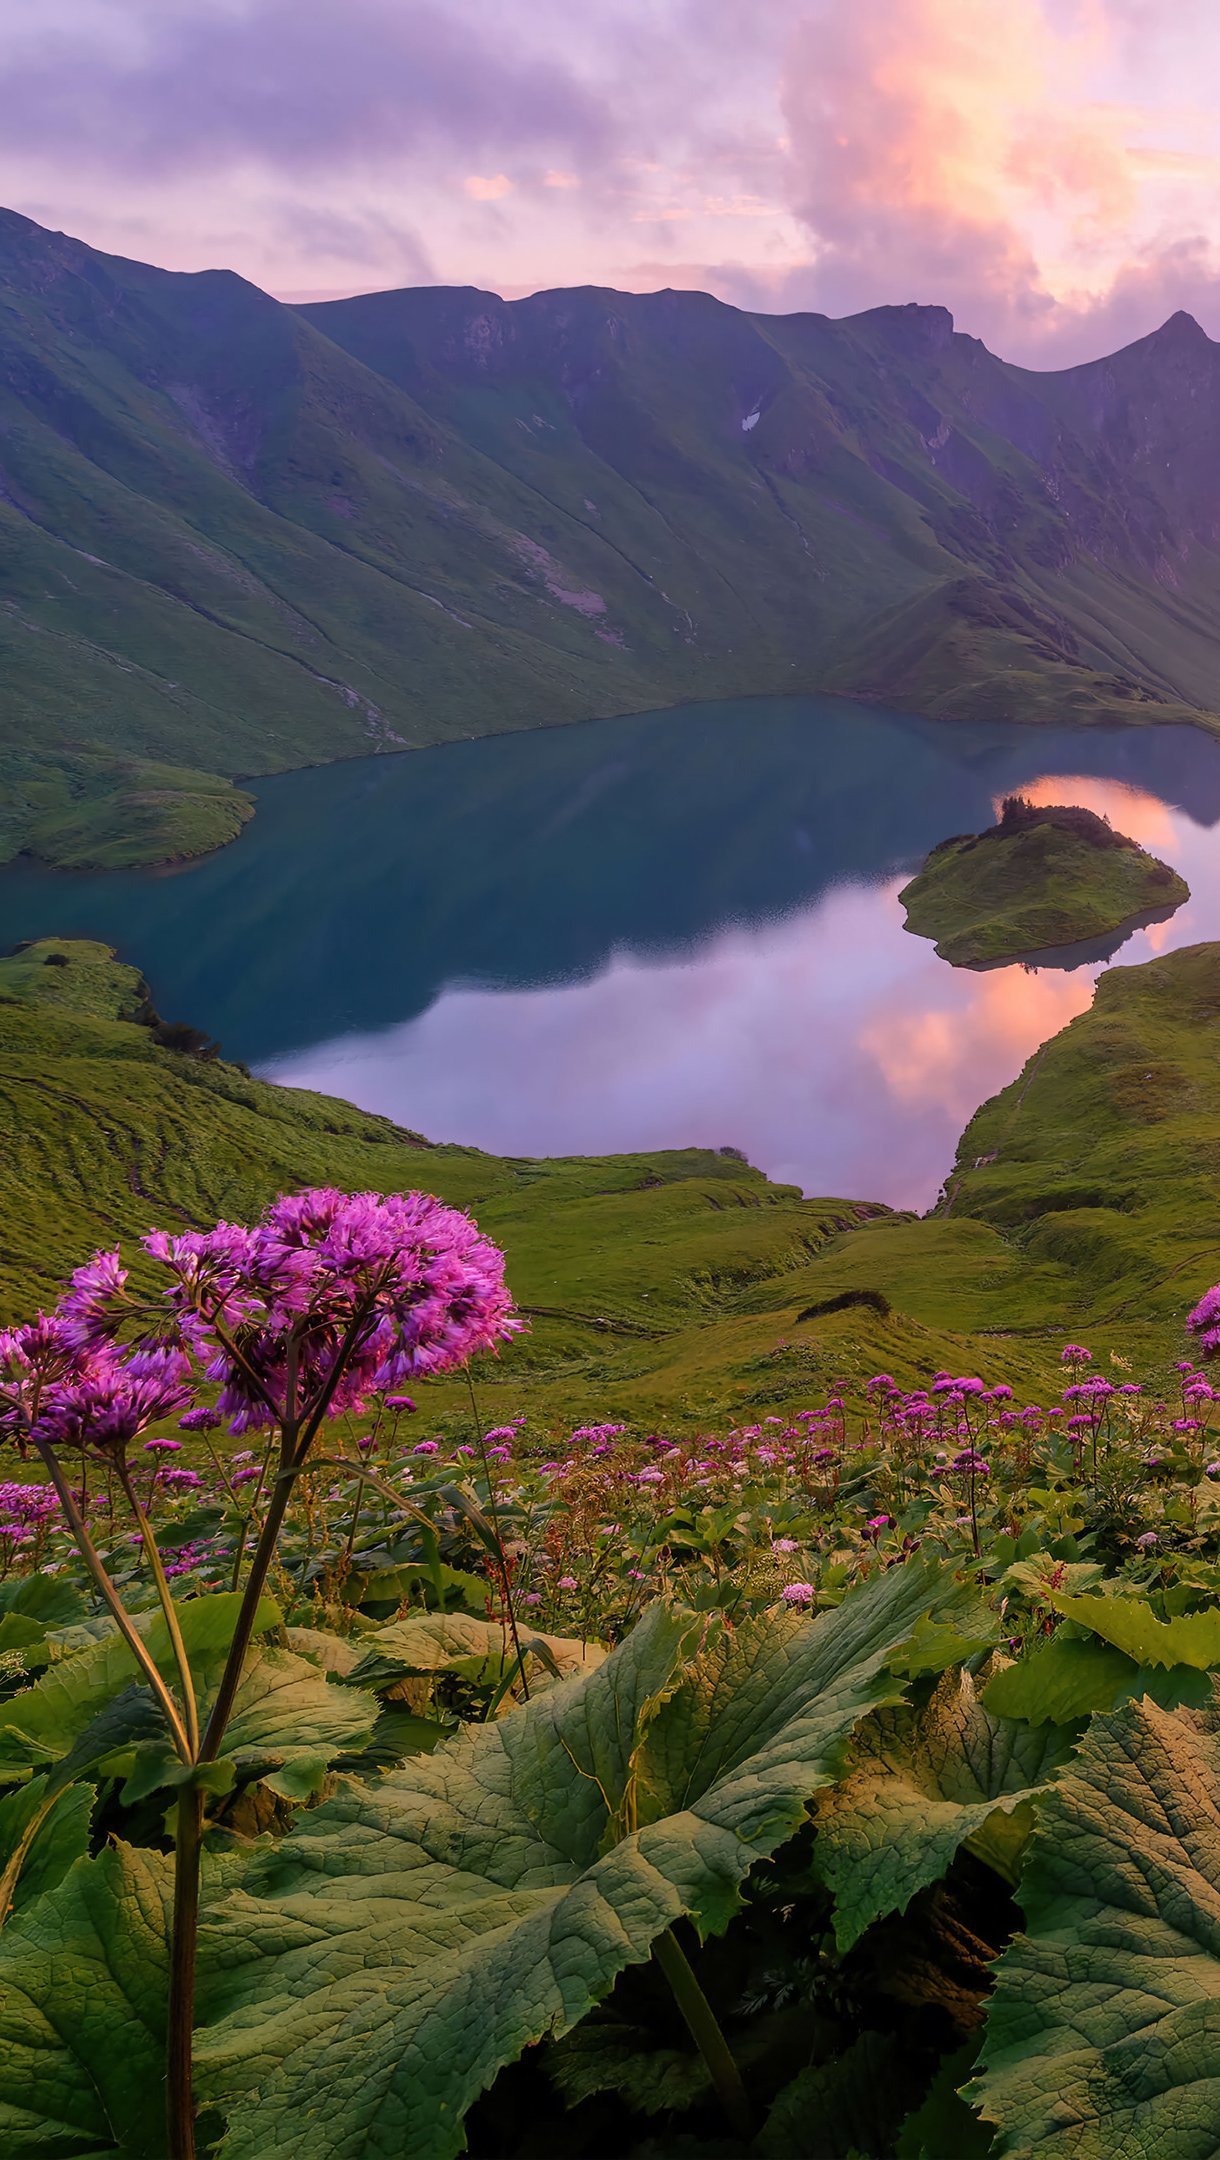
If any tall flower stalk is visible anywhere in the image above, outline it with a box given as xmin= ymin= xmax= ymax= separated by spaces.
xmin=0 ymin=1188 xmax=519 ymax=2160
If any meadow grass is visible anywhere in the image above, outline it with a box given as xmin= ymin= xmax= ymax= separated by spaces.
xmin=5 ymin=936 xmax=1217 ymax=1427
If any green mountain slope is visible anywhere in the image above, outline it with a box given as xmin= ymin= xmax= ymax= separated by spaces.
xmin=3 ymin=209 xmax=1220 ymax=865
xmin=3 ymin=938 xmax=1215 ymax=1420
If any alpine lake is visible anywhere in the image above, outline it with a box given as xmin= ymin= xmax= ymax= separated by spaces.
xmin=4 ymin=694 xmax=1220 ymax=1211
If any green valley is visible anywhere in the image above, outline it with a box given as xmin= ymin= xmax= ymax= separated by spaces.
xmin=5 ymin=933 xmax=1218 ymax=1423
xmin=6 ymin=209 xmax=1220 ymax=864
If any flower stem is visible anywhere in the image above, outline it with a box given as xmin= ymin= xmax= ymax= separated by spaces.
xmin=465 ymin=1370 xmax=529 ymax=1699
xmin=116 ymin=1462 xmax=199 ymax=1757
xmin=199 ymin=1453 xmax=295 ymax=1761
xmin=32 ymin=1440 xmax=191 ymax=1762
xmin=167 ymin=1782 xmax=202 ymax=2160
xmin=652 ymin=1926 xmax=752 ymax=2142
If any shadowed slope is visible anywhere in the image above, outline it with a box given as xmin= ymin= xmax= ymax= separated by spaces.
xmin=5 ymin=207 xmax=1220 ymax=864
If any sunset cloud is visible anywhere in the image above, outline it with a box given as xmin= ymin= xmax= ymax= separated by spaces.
xmin=1 ymin=0 xmax=1218 ymax=362
xmin=464 ymin=175 xmax=514 ymax=202
xmin=772 ymin=0 xmax=1220 ymax=353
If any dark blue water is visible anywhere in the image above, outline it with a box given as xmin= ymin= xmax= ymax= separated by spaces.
xmin=4 ymin=696 xmax=1220 ymax=1206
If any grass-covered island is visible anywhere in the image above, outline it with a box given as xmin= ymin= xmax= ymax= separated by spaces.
xmin=899 ymin=793 xmax=1190 ymax=965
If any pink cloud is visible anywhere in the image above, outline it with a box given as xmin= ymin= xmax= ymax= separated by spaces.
xmin=2 ymin=0 xmax=1219 ymax=360
xmin=768 ymin=0 xmax=1220 ymax=360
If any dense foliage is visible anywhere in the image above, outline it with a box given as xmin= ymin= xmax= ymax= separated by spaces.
xmin=4 ymin=1194 xmax=1220 ymax=2154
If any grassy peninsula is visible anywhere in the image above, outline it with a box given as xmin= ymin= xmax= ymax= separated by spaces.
xmin=5 ymin=932 xmax=1220 ymax=1418
xmin=899 ymin=794 xmax=1189 ymax=964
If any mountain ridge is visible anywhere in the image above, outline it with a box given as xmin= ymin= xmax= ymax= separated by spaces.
xmin=3 ymin=205 xmax=1220 ymax=867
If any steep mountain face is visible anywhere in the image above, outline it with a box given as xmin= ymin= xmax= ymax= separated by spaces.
xmin=2 ymin=206 xmax=1219 ymax=865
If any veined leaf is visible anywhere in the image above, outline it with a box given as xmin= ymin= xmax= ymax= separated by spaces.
xmin=981 ymin=1636 xmax=1136 ymax=1723
xmin=335 ymin=1707 xmax=458 ymax=1777
xmin=0 ymin=1575 xmax=87 ymax=1627
xmin=547 ymin=2022 xmax=714 ymax=2117
xmin=0 ymin=1592 xmax=281 ymax=1775
xmin=1042 ymin=1590 xmax=1220 ymax=1671
xmin=0 ymin=1775 xmax=92 ymax=1919
xmin=815 ymin=1669 xmax=1075 ymax=1949
xmin=896 ymin=2042 xmax=992 ymax=2159
xmin=972 ymin=1699 xmax=1220 ymax=2159
xmin=0 ymin=1842 xmax=173 ymax=2157
xmin=0 ymin=1596 xmax=372 ymax=1813
xmin=886 ymin=1607 xmax=1000 ymax=1680
xmin=225 ymin=1649 xmax=378 ymax=1799
xmin=982 ymin=1636 xmax=1214 ymax=1725
xmin=111 ymin=1651 xmax=379 ymax=1807
xmin=197 ymin=1561 xmax=967 ymax=2160
xmin=0 ymin=1615 xmax=51 ymax=1660
xmin=346 ymin=1610 xmax=605 ymax=1694
xmin=1003 ymin=1558 xmax=1105 ymax=1602
xmin=757 ymin=2031 xmax=911 ymax=2159
xmin=283 ymin=1626 xmax=366 ymax=1678
xmin=348 ymin=1562 xmax=488 ymax=1613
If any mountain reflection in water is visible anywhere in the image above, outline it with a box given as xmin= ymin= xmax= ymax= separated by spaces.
xmin=2 ymin=699 xmax=1220 ymax=1209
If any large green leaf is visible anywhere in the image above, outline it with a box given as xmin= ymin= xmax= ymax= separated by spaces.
xmin=0 ymin=1842 xmax=173 ymax=2157
xmin=225 ymin=1649 xmax=379 ymax=1799
xmin=0 ymin=1575 xmax=87 ymax=1628
xmin=0 ymin=1577 xmax=90 ymax=1674
xmin=756 ymin=2031 xmax=911 ymax=2159
xmin=0 ymin=1592 xmax=280 ymax=1776
xmin=972 ymin=1698 xmax=1220 ymax=2158
xmin=346 ymin=1610 xmax=605 ymax=1694
xmin=1041 ymin=1591 xmax=1220 ymax=1670
xmin=0 ymin=1594 xmax=375 ymax=1812
xmin=284 ymin=1626 xmax=367 ymax=1678
xmin=113 ymin=1649 xmax=380 ymax=1807
xmin=0 ymin=1774 xmax=92 ymax=1918
xmin=982 ymin=1635 xmax=1212 ymax=1724
xmin=547 ymin=2021 xmax=714 ymax=2117
xmin=896 ymin=2043 xmax=992 ymax=2160
xmin=815 ymin=1669 xmax=1074 ymax=1949
xmin=197 ymin=1562 xmax=966 ymax=2160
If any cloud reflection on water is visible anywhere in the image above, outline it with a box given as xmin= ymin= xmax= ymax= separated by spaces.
xmin=265 ymin=776 xmax=1219 ymax=1211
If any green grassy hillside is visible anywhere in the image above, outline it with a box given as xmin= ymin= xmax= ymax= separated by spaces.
xmin=899 ymin=798 xmax=1189 ymax=963
xmin=4 ymin=937 xmax=1216 ymax=1424
xmin=5 ymin=210 xmax=1220 ymax=866
xmin=944 ymin=941 xmax=1220 ymax=1329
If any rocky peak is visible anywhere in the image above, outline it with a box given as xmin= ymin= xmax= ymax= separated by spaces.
xmin=847 ymin=302 xmax=956 ymax=352
xmin=1148 ymin=309 xmax=1210 ymax=347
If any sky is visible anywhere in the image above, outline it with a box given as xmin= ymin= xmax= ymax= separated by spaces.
xmin=2 ymin=0 xmax=1219 ymax=364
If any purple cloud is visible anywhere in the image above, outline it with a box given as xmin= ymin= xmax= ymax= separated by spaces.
xmin=0 ymin=0 xmax=612 ymax=177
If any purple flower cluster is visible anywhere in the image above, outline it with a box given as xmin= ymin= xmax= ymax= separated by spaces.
xmin=0 ymin=1303 xmax=195 ymax=1462
xmin=1188 ymin=1284 xmax=1220 ymax=1355
xmin=21 ymin=1188 xmax=519 ymax=1448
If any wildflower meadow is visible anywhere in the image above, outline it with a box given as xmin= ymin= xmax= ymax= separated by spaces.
xmin=1 ymin=1188 xmax=1220 ymax=2158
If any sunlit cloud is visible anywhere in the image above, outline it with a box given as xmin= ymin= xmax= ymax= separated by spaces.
xmin=464 ymin=174 xmax=514 ymax=201
xmin=1000 ymin=776 xmax=1178 ymax=850
xmin=771 ymin=0 xmax=1220 ymax=355
xmin=0 ymin=0 xmax=1219 ymax=357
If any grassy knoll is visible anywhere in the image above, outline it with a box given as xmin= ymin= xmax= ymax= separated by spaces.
xmin=14 ymin=755 xmax=255 ymax=869
xmin=899 ymin=796 xmax=1188 ymax=963
xmin=945 ymin=940 xmax=1220 ymax=1327
xmin=3 ymin=936 xmax=1218 ymax=1424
